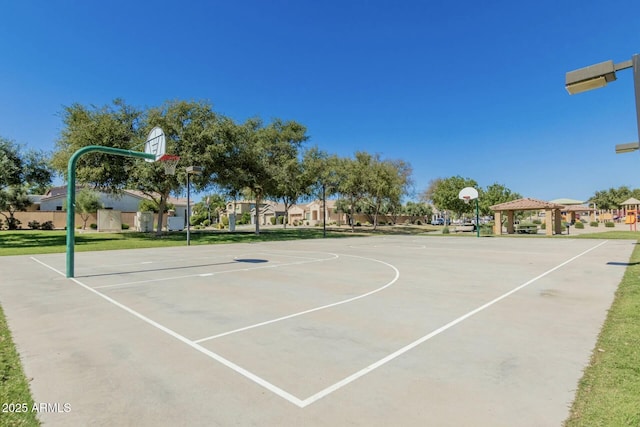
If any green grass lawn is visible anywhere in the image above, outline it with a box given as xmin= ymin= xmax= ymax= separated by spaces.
xmin=0 ymin=305 xmax=40 ymax=426
xmin=564 ymin=241 xmax=640 ymax=426
xmin=0 ymin=228 xmax=364 ymax=256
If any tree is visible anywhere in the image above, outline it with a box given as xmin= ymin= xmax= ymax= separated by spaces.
xmin=336 ymin=153 xmax=371 ymax=232
xmin=75 ymin=188 xmax=103 ymax=230
xmin=51 ymin=99 xmax=144 ymax=192
xmin=0 ymin=137 xmax=23 ymax=188
xmin=1 ymin=137 xmax=53 ymax=193
xmin=403 ymin=201 xmax=432 ymax=224
xmin=199 ymin=193 xmax=226 ymax=224
xmin=429 ymin=176 xmax=479 ymax=218
xmin=300 ymin=147 xmax=341 ymax=228
xmin=209 ymin=117 xmax=308 ymax=234
xmin=419 ymin=178 xmax=444 ymax=204
xmin=141 ymin=100 xmax=222 ymax=235
xmin=53 ymin=99 xmax=223 ymax=236
xmin=0 ymin=185 xmax=31 ymax=229
xmin=479 ymin=183 xmax=521 ymax=216
xmin=362 ymin=157 xmax=413 ymax=230
xmin=589 ymin=186 xmax=633 ymax=210
xmin=1 ymin=136 xmax=53 ymax=229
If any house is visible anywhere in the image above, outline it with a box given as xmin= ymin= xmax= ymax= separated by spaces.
xmin=221 ymin=198 xmax=348 ymax=227
xmin=37 ymin=186 xmax=188 ymax=214
xmin=250 ymin=201 xmax=286 ymax=225
xmin=305 ymin=199 xmax=343 ymax=225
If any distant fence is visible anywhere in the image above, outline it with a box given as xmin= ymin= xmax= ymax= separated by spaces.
xmin=1 ymin=211 xmax=168 ymax=230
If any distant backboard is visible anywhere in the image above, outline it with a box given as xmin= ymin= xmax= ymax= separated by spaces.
xmin=458 ymin=187 xmax=479 ymax=201
xmin=144 ymin=127 xmax=166 ymax=162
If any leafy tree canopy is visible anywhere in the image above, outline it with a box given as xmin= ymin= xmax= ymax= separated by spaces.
xmin=430 ymin=175 xmax=479 ymax=216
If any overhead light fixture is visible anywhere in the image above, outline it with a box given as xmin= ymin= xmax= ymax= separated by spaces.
xmin=565 ymin=60 xmax=617 ymax=95
xmin=615 ymin=142 xmax=640 ymax=154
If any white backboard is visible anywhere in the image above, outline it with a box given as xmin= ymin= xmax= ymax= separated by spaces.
xmin=458 ymin=187 xmax=479 ymax=200
xmin=144 ymin=127 xmax=166 ymax=162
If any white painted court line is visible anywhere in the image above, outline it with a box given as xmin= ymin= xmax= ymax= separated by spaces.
xmin=91 ymin=254 xmax=339 ymax=290
xmin=29 ymin=240 xmax=608 ymax=408
xmin=29 ymin=257 xmax=306 ymax=408
xmin=71 ymin=253 xmax=233 ymax=272
xmin=194 ymin=254 xmax=400 ymax=343
xmin=296 ymin=240 xmax=609 ymax=407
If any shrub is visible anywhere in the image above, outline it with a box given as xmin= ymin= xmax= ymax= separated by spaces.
xmin=28 ymin=220 xmax=41 ymax=230
xmin=575 ymin=221 xmax=584 ymax=229
xmin=415 ymin=220 xmax=422 ymax=225
xmin=40 ymin=221 xmax=54 ymax=230
xmin=532 ymin=219 xmax=541 ymax=225
xmin=217 ymin=222 xmax=225 ymax=229
xmin=541 ymin=222 xmax=546 ymax=229
xmin=202 ymin=219 xmax=211 ymax=227
xmin=355 ymin=221 xmax=361 ymax=227
xmin=605 ymin=221 xmax=615 ymax=228
xmin=237 ymin=212 xmax=251 ymax=225
xmin=121 ymin=223 xmax=130 ymax=230
xmin=270 ymin=217 xmax=276 ymax=225
xmin=5 ymin=218 xmax=21 ymax=230
xmin=221 ymin=216 xmax=229 ymax=226
xmin=442 ymin=226 xmax=450 ymax=234
xmin=90 ymin=223 xmax=98 ymax=229
xmin=479 ymin=224 xmax=493 ymax=235
xmin=590 ymin=221 xmax=599 ymax=227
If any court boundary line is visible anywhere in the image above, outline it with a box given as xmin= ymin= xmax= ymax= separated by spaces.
xmin=29 ymin=256 xmax=306 ymax=407
xmin=296 ymin=240 xmax=608 ymax=406
xmin=29 ymin=239 xmax=607 ymax=408
xmin=194 ymin=254 xmax=400 ymax=342
xmin=91 ymin=253 xmax=340 ymax=290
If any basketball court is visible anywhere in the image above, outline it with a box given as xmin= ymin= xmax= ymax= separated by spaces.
xmin=0 ymin=235 xmax=632 ymax=426
xmin=0 ymin=236 xmax=634 ymax=426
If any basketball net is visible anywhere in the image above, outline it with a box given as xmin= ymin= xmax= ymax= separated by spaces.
xmin=463 ymin=196 xmax=470 ymax=204
xmin=158 ymin=154 xmax=180 ymax=175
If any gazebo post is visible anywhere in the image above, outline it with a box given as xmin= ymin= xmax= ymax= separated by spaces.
xmin=554 ymin=209 xmax=563 ymax=234
xmin=506 ymin=211 xmax=515 ymax=234
xmin=545 ymin=209 xmax=553 ymax=236
xmin=494 ymin=211 xmax=503 ymax=235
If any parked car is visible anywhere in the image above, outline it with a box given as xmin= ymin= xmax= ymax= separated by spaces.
xmin=431 ymin=218 xmax=450 ymax=226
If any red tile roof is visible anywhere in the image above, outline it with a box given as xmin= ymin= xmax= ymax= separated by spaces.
xmin=490 ymin=198 xmax=564 ymax=211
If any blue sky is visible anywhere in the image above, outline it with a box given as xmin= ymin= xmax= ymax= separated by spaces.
xmin=1 ymin=0 xmax=640 ymax=202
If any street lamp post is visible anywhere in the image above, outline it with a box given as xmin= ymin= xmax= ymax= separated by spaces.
xmin=186 ymin=166 xmax=203 ymax=246
xmin=566 ymin=54 xmax=640 ymax=153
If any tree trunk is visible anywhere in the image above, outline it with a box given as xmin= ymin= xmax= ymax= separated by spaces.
xmin=283 ymin=206 xmax=288 ymax=229
xmin=155 ymin=195 xmax=167 ymax=237
xmin=350 ymin=196 xmax=355 ymax=233
xmin=255 ymin=193 xmax=261 ymax=235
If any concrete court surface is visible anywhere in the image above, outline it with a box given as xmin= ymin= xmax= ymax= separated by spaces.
xmin=0 ymin=235 xmax=633 ymax=426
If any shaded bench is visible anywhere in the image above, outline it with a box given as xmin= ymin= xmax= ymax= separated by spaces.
xmin=515 ymin=224 xmax=538 ymax=234
xmin=455 ymin=224 xmax=475 ymax=232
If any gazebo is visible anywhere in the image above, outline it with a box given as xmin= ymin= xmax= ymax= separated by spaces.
xmin=620 ymin=197 xmax=640 ymax=214
xmin=562 ymin=204 xmax=596 ymax=223
xmin=490 ymin=198 xmax=565 ymax=236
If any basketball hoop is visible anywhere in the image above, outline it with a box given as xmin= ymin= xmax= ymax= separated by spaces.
xmin=158 ymin=154 xmax=180 ymax=175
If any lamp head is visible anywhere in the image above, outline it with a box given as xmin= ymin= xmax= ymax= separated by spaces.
xmin=565 ymin=60 xmax=616 ymax=94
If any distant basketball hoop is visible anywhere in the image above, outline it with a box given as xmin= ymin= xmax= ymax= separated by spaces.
xmin=458 ymin=187 xmax=480 ymax=238
xmin=158 ymin=154 xmax=180 ymax=175
xmin=458 ymin=187 xmax=479 ymax=202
